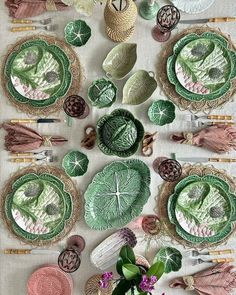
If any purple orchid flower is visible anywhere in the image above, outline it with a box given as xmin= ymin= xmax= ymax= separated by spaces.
xmin=139 ymin=275 xmax=158 ymax=293
xmin=99 ymin=272 xmax=113 ymax=289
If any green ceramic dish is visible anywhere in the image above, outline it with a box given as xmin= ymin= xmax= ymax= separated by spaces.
xmin=4 ymin=173 xmax=73 ymax=243
xmin=167 ymin=32 xmax=236 ymax=102
xmin=168 ymin=174 xmax=236 ymax=244
xmin=122 ymin=70 xmax=157 ymax=105
xmin=154 ymin=247 xmax=182 ymax=273
xmin=84 ymin=159 xmax=151 ymax=230
xmin=62 ymin=150 xmax=89 ymax=177
xmin=64 ymin=19 xmax=91 ymax=47
xmin=148 ymin=100 xmax=176 ymax=126
xmin=102 ymin=43 xmax=137 ymax=80
xmin=4 ymin=39 xmax=72 ymax=108
xmin=88 ymin=78 xmax=117 ymax=108
xmin=97 ymin=109 xmax=144 ymax=157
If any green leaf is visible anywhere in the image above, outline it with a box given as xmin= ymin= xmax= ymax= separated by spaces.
xmin=116 ymin=257 xmax=124 ymax=276
xmin=154 ymin=247 xmax=182 ymax=273
xmin=112 ymin=280 xmax=131 ymax=295
xmin=146 ymin=261 xmax=164 ymax=280
xmin=122 ymin=264 xmax=140 ymax=281
xmin=119 ymin=245 xmax=136 ymax=264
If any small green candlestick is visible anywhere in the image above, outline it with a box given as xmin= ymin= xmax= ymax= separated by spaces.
xmin=139 ymin=0 xmax=159 ymax=20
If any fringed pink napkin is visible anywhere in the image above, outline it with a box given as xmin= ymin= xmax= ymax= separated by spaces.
xmin=170 ymin=263 xmax=236 ymax=295
xmin=171 ymin=125 xmax=236 ymax=154
xmin=1 ymin=122 xmax=67 ymax=152
xmin=5 ymin=0 xmax=68 ymax=19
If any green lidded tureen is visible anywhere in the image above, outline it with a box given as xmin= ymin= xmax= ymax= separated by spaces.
xmin=97 ymin=109 xmax=144 ymax=157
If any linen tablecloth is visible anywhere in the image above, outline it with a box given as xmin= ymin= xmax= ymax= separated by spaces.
xmin=0 ymin=1 xmax=236 ymax=294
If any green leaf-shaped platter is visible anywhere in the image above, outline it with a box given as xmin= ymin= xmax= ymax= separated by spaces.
xmin=148 ymin=100 xmax=176 ymax=126
xmin=4 ymin=172 xmax=73 ymax=244
xmin=62 ymin=150 xmax=89 ymax=177
xmin=88 ymin=78 xmax=117 ymax=108
xmin=4 ymin=39 xmax=72 ymax=108
xmin=64 ymin=19 xmax=91 ymax=47
xmin=167 ymin=32 xmax=236 ymax=101
xmin=168 ymin=174 xmax=236 ymax=244
xmin=97 ymin=109 xmax=144 ymax=157
xmin=154 ymin=247 xmax=182 ymax=273
xmin=84 ymin=159 xmax=151 ymax=230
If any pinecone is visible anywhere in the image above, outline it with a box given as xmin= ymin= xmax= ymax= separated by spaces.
xmin=63 ymin=95 xmax=89 ymax=118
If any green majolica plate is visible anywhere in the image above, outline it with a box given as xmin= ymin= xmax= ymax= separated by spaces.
xmin=168 ymin=175 xmax=236 ymax=244
xmin=148 ymin=100 xmax=175 ymax=126
xmin=4 ymin=39 xmax=72 ymax=108
xmin=64 ymin=19 xmax=91 ymax=47
xmin=167 ymin=32 xmax=236 ymax=102
xmin=154 ymin=247 xmax=182 ymax=273
xmin=4 ymin=173 xmax=73 ymax=243
xmin=62 ymin=150 xmax=89 ymax=177
xmin=97 ymin=109 xmax=144 ymax=157
xmin=84 ymin=159 xmax=151 ymax=230
xmin=88 ymin=78 xmax=117 ymax=108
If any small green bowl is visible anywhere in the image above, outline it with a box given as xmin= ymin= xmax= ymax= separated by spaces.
xmin=62 ymin=150 xmax=89 ymax=177
xmin=64 ymin=19 xmax=91 ymax=47
xmin=148 ymin=100 xmax=176 ymax=126
xmin=88 ymin=78 xmax=117 ymax=108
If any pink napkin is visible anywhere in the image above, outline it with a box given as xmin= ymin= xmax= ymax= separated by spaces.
xmin=170 ymin=263 xmax=236 ymax=295
xmin=171 ymin=125 xmax=236 ymax=154
xmin=5 ymin=0 xmax=68 ymax=18
xmin=1 ymin=122 xmax=67 ymax=152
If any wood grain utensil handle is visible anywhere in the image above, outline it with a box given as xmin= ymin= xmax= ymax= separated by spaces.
xmin=212 ymin=258 xmax=234 ymax=263
xmin=209 ymin=158 xmax=236 ymax=163
xmin=209 ymin=249 xmax=235 ymax=255
xmin=10 ymin=152 xmax=33 ymax=157
xmin=11 ymin=19 xmax=33 ymax=24
xmin=211 ymin=121 xmax=235 ymax=126
xmin=10 ymin=119 xmax=37 ymax=123
xmin=4 ymin=249 xmax=31 ymax=254
xmin=209 ymin=17 xmax=236 ymax=22
xmin=207 ymin=115 xmax=233 ymax=120
xmin=11 ymin=26 xmax=36 ymax=32
xmin=10 ymin=158 xmax=36 ymax=163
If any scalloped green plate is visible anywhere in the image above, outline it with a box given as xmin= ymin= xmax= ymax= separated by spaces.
xmin=62 ymin=150 xmax=89 ymax=177
xmin=167 ymin=32 xmax=236 ymax=102
xmin=64 ymin=19 xmax=91 ymax=47
xmin=84 ymin=159 xmax=151 ymax=230
xmin=168 ymin=175 xmax=236 ymax=244
xmin=4 ymin=39 xmax=72 ymax=108
xmin=97 ymin=109 xmax=144 ymax=157
xmin=148 ymin=100 xmax=175 ymax=126
xmin=4 ymin=173 xmax=73 ymax=243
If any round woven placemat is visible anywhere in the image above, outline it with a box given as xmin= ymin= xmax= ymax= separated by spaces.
xmin=85 ymin=274 xmax=113 ymax=295
xmin=156 ymin=164 xmax=236 ymax=249
xmin=159 ymin=26 xmax=236 ymax=113
xmin=1 ymin=34 xmax=82 ymax=116
xmin=0 ymin=165 xmax=81 ymax=246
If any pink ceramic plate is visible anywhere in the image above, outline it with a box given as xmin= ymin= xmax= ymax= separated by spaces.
xmin=27 ymin=265 xmax=72 ymax=295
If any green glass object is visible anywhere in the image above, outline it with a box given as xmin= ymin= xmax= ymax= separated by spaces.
xmin=97 ymin=109 xmax=144 ymax=157
xmin=168 ymin=175 xmax=236 ymax=245
xmin=148 ymin=100 xmax=175 ymax=126
xmin=62 ymin=150 xmax=89 ymax=177
xmin=139 ymin=0 xmax=159 ymax=20
xmin=88 ymin=78 xmax=117 ymax=108
xmin=84 ymin=159 xmax=151 ymax=230
xmin=64 ymin=19 xmax=91 ymax=47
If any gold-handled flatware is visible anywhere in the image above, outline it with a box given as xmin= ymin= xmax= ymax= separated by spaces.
xmin=4 ymin=249 xmax=59 ymax=255
xmin=9 ymin=118 xmax=61 ymax=124
xmin=180 ymin=17 xmax=236 ymax=24
xmin=11 ymin=18 xmax=52 ymax=25
xmin=191 ymin=121 xmax=235 ymax=127
xmin=187 ymin=114 xmax=233 ymax=121
xmin=10 ymin=24 xmax=58 ymax=32
xmin=176 ymin=157 xmax=236 ymax=163
xmin=189 ymin=249 xmax=234 ymax=257
xmin=192 ymin=257 xmax=234 ymax=266
xmin=9 ymin=156 xmax=57 ymax=163
xmin=10 ymin=150 xmax=53 ymax=158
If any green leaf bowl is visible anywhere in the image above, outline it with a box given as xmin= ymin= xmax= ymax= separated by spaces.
xmin=168 ymin=174 xmax=236 ymax=244
xmin=64 ymin=19 xmax=91 ymax=47
xmin=97 ymin=109 xmax=144 ymax=157
xmin=84 ymin=159 xmax=151 ymax=230
xmin=154 ymin=247 xmax=182 ymax=273
xmin=88 ymin=78 xmax=117 ymax=108
xmin=62 ymin=150 xmax=89 ymax=177
xmin=148 ymin=100 xmax=176 ymax=126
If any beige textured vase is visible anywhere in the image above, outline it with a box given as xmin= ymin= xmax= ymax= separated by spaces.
xmin=104 ymin=0 xmax=138 ymax=42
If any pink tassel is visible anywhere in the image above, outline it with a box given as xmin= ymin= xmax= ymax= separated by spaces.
xmin=171 ymin=125 xmax=236 ymax=154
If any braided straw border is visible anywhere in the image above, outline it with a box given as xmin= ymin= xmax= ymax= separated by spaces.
xmin=158 ymin=26 xmax=236 ymax=113
xmin=1 ymin=34 xmax=82 ymax=116
xmin=0 ymin=165 xmax=81 ymax=247
xmin=156 ymin=164 xmax=236 ymax=249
